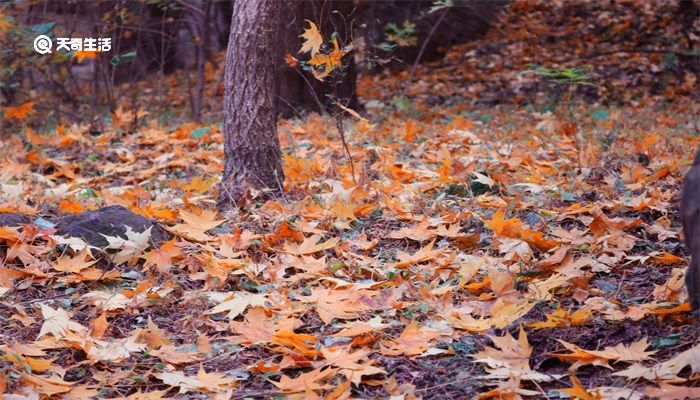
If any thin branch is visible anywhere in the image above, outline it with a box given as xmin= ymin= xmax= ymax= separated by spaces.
xmin=568 ymin=48 xmax=699 ymax=62
xmin=403 ymin=8 xmax=449 ymax=93
xmin=175 ymin=0 xmax=205 ymax=17
xmin=336 ymin=113 xmax=356 ymax=184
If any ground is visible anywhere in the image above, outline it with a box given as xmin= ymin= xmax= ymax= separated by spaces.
xmin=1 ymin=0 xmax=699 ymax=399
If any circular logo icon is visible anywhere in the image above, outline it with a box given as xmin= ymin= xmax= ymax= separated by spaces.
xmin=33 ymin=35 xmax=53 ymax=54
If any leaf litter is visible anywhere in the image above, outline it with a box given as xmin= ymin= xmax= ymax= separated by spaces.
xmin=1 ymin=0 xmax=700 ymax=398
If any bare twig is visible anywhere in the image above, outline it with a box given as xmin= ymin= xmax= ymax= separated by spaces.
xmin=573 ymin=47 xmax=699 ymax=61
xmin=404 ymin=8 xmax=449 ymax=93
xmin=336 ymin=113 xmax=356 ymax=184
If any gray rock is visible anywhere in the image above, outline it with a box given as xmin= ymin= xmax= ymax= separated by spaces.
xmin=56 ymin=205 xmax=169 ymax=248
xmin=0 ymin=213 xmax=31 ymax=226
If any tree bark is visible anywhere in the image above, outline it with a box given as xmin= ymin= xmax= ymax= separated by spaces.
xmin=218 ymin=0 xmax=284 ymax=207
xmin=682 ymin=148 xmax=700 ymax=313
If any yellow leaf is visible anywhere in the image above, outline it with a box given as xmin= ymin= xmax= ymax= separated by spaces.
xmin=24 ymin=126 xmax=46 ymax=145
xmin=64 ymin=385 xmax=102 ymax=399
xmin=91 ymin=313 xmax=109 ymax=338
xmin=274 ymin=367 xmax=336 ymax=393
xmin=327 ymin=379 xmax=352 ymax=400
xmin=229 ymin=307 xmax=278 ymax=346
xmin=528 ymin=305 xmax=591 ymax=329
xmin=52 ymin=248 xmax=98 ymax=273
xmin=151 ymin=344 xmax=203 ymax=365
xmin=380 ymin=321 xmax=440 ymax=356
xmin=330 ymin=200 xmax=357 ymax=222
xmin=585 ymin=338 xmax=656 ymax=363
xmin=283 ymin=234 xmax=339 ymax=255
xmin=553 ymin=338 xmax=656 ymax=372
xmin=473 ymin=326 xmax=556 ymax=382
xmin=21 ymin=373 xmax=72 ymax=395
xmin=528 ymin=306 xmax=569 ymax=329
xmin=182 ymin=175 xmax=218 ymax=194
xmin=167 ymin=209 xmax=225 ymax=242
xmin=558 ymin=375 xmax=597 ymax=400
xmin=38 ymin=304 xmax=88 ymax=339
xmin=320 ymin=347 xmax=386 ymax=385
xmin=299 ymin=20 xmax=323 ymax=55
xmin=206 ymin=292 xmax=268 ymax=319
xmin=444 ymin=311 xmax=493 ymax=332
xmin=645 ymin=383 xmax=700 ymax=399
xmin=308 ymin=50 xmax=344 ymax=73
xmin=335 ymin=101 xmax=367 ymax=122
xmin=332 ymin=317 xmax=390 ymax=337
xmin=86 ymin=335 xmax=147 ymax=362
xmin=391 ymin=240 xmax=440 ymax=268
xmin=180 ymin=209 xmax=225 ymax=231
xmin=25 ymin=356 xmax=57 ymax=373
xmin=81 ymin=290 xmax=132 ymax=311
xmin=155 ymin=367 xmax=234 ymax=394
xmin=388 ymin=219 xmax=435 ymax=241
xmin=135 ymin=318 xmax=173 ymax=349
xmin=478 ymin=377 xmax=541 ymax=398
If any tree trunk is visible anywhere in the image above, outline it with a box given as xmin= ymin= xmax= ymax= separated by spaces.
xmin=218 ymin=0 xmax=284 ymax=207
xmin=682 ymin=148 xmax=700 ymax=313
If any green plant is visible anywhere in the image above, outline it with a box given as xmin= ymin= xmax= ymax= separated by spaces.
xmin=429 ymin=0 xmax=454 ymax=14
xmin=521 ymin=64 xmax=594 ymax=86
xmin=520 ymin=64 xmax=594 ymax=171
xmin=383 ymin=20 xmax=417 ymax=48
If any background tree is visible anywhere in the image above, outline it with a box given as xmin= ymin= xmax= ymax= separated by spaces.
xmin=218 ymin=0 xmax=283 ymax=207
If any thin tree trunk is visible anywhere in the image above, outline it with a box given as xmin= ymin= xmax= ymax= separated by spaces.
xmin=183 ymin=0 xmax=210 ymax=122
xmin=218 ymin=0 xmax=283 ymax=207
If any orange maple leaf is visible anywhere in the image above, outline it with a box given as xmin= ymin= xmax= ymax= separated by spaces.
xmin=74 ymin=51 xmax=97 ymax=63
xmin=182 ymin=175 xmax=218 ymax=194
xmin=282 ymin=234 xmax=339 ymax=255
xmin=140 ymin=239 xmax=181 ymax=273
xmin=3 ymin=101 xmax=36 ymax=121
xmin=20 ymin=373 xmax=72 ymax=396
xmin=272 ymin=330 xmax=319 ymax=358
xmin=52 ymin=248 xmax=98 ymax=273
xmin=528 ymin=306 xmax=592 ymax=329
xmin=58 ymin=199 xmax=84 ymax=214
xmin=284 ymin=52 xmax=299 ymax=68
xmin=0 ymin=10 xmax=12 ymax=32
xmin=274 ymin=367 xmax=336 ymax=393
xmin=229 ymin=307 xmax=275 ymax=346
xmin=486 ymin=208 xmax=558 ymax=251
xmin=380 ymin=321 xmax=440 ymax=356
xmin=651 ymin=252 xmax=683 ymax=265
xmin=391 ymin=240 xmax=442 ymax=268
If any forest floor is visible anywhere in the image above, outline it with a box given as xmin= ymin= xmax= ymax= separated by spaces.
xmin=1 ymin=1 xmax=700 ymax=399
